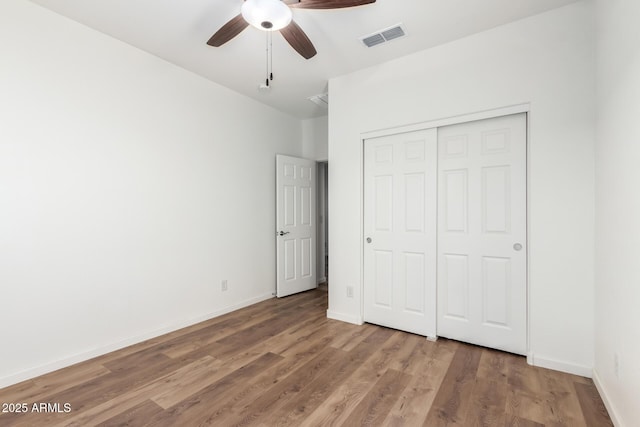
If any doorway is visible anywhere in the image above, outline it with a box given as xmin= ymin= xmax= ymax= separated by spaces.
xmin=317 ymin=162 xmax=329 ymax=287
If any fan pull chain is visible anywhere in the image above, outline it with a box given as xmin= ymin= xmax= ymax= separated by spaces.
xmin=269 ymin=30 xmax=273 ymax=82
xmin=265 ymin=31 xmax=269 ymax=87
xmin=263 ymin=31 xmax=274 ymax=89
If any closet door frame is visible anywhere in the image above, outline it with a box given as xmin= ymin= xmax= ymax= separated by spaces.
xmin=358 ymin=103 xmax=530 ymax=354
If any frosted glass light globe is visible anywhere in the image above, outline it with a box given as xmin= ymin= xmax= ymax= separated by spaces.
xmin=241 ymin=0 xmax=293 ymax=31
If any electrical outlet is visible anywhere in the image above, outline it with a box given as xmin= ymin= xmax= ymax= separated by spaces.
xmin=614 ymin=353 xmax=620 ymax=378
xmin=346 ymin=286 xmax=354 ymax=298
xmin=221 ymin=280 xmax=228 ymax=292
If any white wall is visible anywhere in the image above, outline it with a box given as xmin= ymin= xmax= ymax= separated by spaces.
xmin=301 ymin=115 xmax=328 ymax=161
xmin=328 ymin=2 xmax=596 ymax=376
xmin=0 ymin=0 xmax=301 ymax=387
xmin=594 ymin=0 xmax=640 ymax=425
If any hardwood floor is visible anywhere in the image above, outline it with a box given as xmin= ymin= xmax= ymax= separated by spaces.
xmin=0 ymin=289 xmax=612 ymax=426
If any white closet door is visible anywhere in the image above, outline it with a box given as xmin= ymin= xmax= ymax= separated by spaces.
xmin=437 ymin=113 xmax=527 ymax=355
xmin=363 ymin=129 xmax=437 ymax=338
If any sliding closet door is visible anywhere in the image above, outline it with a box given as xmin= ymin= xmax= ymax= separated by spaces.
xmin=437 ymin=113 xmax=527 ymax=355
xmin=363 ymin=129 xmax=437 ymax=337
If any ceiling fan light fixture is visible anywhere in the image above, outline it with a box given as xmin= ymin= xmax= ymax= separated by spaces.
xmin=241 ymin=0 xmax=293 ymax=31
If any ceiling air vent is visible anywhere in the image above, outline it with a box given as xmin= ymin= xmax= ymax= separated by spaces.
xmin=360 ymin=23 xmax=407 ymax=48
xmin=308 ymin=93 xmax=328 ymax=108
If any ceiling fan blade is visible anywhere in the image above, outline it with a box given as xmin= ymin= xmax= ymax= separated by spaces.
xmin=280 ymin=21 xmax=317 ymax=59
xmin=207 ymin=14 xmax=249 ymax=47
xmin=289 ymin=0 xmax=375 ymax=9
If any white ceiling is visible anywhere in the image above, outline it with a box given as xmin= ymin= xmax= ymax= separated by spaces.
xmin=28 ymin=0 xmax=580 ymax=119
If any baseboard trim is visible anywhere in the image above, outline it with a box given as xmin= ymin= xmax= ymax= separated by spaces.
xmin=528 ymin=353 xmax=593 ymax=378
xmin=592 ymin=368 xmax=623 ymax=427
xmin=0 ymin=292 xmax=275 ymax=389
xmin=326 ymin=310 xmax=363 ymax=325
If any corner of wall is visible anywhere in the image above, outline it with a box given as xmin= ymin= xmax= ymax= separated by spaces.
xmin=301 ymin=115 xmax=329 ymax=161
xmin=592 ymin=368 xmax=623 ymax=427
xmin=326 ymin=310 xmax=363 ymax=325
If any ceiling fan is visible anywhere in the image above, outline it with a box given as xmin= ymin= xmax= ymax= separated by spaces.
xmin=207 ymin=0 xmax=376 ymax=60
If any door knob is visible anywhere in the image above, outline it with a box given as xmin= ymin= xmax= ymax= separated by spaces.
xmin=513 ymin=243 xmax=523 ymax=251
xmin=366 ymin=237 xmax=372 ymax=243
xmin=278 ymin=231 xmax=290 ymax=236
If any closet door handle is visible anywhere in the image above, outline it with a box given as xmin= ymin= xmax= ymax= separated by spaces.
xmin=278 ymin=231 xmax=290 ymax=236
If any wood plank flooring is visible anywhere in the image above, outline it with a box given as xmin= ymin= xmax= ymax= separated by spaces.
xmin=0 ymin=289 xmax=613 ymax=426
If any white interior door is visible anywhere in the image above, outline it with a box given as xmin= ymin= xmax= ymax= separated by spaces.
xmin=437 ymin=113 xmax=527 ymax=355
xmin=276 ymin=155 xmax=316 ymax=298
xmin=363 ymin=129 xmax=437 ymax=337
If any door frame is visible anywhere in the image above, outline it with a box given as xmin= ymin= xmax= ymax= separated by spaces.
xmin=317 ymin=161 xmax=328 ymax=285
xmin=358 ymin=103 xmax=531 ymax=357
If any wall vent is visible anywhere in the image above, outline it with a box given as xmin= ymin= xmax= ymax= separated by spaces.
xmin=360 ymin=23 xmax=407 ymax=48
xmin=308 ymin=93 xmax=328 ymax=108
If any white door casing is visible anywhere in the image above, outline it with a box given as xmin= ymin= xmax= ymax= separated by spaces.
xmin=276 ymin=155 xmax=317 ymax=298
xmin=363 ymin=129 xmax=438 ymax=337
xmin=437 ymin=113 xmax=527 ymax=355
